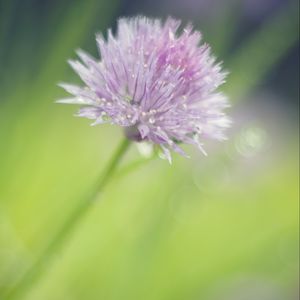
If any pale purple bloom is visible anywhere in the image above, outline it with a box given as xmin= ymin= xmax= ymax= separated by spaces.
xmin=58 ymin=16 xmax=231 ymax=162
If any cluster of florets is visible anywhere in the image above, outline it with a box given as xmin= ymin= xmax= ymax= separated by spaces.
xmin=58 ymin=16 xmax=230 ymax=162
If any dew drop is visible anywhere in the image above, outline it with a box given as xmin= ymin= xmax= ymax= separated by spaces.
xmin=149 ymin=117 xmax=155 ymax=124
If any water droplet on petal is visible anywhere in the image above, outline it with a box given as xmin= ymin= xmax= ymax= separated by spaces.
xmin=149 ymin=117 xmax=155 ymax=124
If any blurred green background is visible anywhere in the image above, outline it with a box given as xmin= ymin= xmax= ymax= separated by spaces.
xmin=0 ymin=0 xmax=299 ymax=299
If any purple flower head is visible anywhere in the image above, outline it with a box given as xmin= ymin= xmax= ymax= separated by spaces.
xmin=58 ymin=16 xmax=231 ymax=162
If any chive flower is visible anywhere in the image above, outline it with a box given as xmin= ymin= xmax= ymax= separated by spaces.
xmin=58 ymin=16 xmax=231 ymax=162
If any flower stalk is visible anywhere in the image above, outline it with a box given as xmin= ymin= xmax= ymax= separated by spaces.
xmin=4 ymin=138 xmax=131 ymax=300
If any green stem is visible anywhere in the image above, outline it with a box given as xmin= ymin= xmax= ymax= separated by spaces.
xmin=4 ymin=138 xmax=131 ymax=300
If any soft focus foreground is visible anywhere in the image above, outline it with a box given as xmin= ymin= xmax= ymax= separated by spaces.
xmin=0 ymin=1 xmax=299 ymax=300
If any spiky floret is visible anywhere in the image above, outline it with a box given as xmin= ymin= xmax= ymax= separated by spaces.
xmin=58 ymin=16 xmax=231 ymax=162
